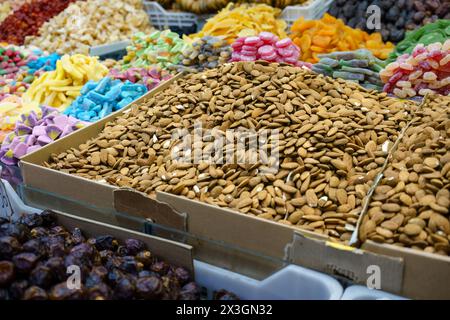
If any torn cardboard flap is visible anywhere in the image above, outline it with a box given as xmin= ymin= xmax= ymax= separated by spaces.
xmin=287 ymin=231 xmax=404 ymax=294
xmin=113 ymin=188 xmax=187 ymax=232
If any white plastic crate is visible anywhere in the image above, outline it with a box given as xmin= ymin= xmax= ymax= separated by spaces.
xmin=143 ymin=1 xmax=197 ymax=30
xmin=341 ymin=285 xmax=407 ymax=300
xmin=281 ymin=0 xmax=334 ymax=28
xmin=195 ymin=260 xmax=343 ymax=300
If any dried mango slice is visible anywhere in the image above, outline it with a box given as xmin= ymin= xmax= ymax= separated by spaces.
xmin=290 ymin=13 xmax=394 ymax=63
xmin=189 ymin=3 xmax=287 ymax=44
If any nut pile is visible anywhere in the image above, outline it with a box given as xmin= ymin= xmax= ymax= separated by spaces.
xmin=45 ymin=61 xmax=419 ymax=242
xmin=0 ymin=211 xmax=202 ymax=300
xmin=359 ymin=95 xmax=450 ymax=256
xmin=24 ymin=0 xmax=153 ymax=55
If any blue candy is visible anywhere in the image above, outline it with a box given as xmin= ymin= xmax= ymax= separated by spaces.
xmin=66 ymin=77 xmax=148 ymax=122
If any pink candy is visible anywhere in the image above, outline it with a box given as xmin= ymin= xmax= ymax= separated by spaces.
xmin=381 ymin=40 xmax=450 ymax=98
xmin=230 ymin=32 xmax=310 ymax=68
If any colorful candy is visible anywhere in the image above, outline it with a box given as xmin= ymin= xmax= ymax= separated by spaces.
xmin=290 ymin=14 xmax=395 ymax=63
xmin=24 ymin=0 xmax=153 ymax=55
xmin=381 ymin=40 xmax=450 ymax=98
xmin=388 ymin=20 xmax=450 ymax=63
xmin=0 ymin=2 xmax=11 ymax=25
xmin=313 ymin=49 xmax=386 ymax=91
xmin=0 ymin=106 xmax=85 ymax=166
xmin=109 ymin=67 xmax=172 ymax=91
xmin=122 ymin=30 xmax=189 ymax=70
xmin=0 ymin=96 xmax=37 ymax=141
xmin=173 ymin=36 xmax=231 ymax=72
xmin=22 ymin=54 xmax=109 ymax=110
xmin=63 ymin=77 xmax=148 ymax=122
xmin=230 ymin=32 xmax=311 ymax=68
xmin=0 ymin=0 xmax=77 ymax=45
xmin=190 ymin=3 xmax=287 ymax=44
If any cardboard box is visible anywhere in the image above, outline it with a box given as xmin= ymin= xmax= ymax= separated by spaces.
xmin=19 ymin=76 xmax=450 ymax=300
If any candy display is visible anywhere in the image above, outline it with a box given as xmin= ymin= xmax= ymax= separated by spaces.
xmin=380 ymin=40 xmax=450 ymax=98
xmin=0 ymin=46 xmax=29 ymax=77
xmin=109 ymin=67 xmax=172 ymax=91
xmin=45 ymin=61 xmax=419 ymax=243
xmin=173 ymin=36 xmax=231 ymax=72
xmin=0 ymin=211 xmax=203 ymax=300
xmin=360 ymin=95 xmax=450 ymax=256
xmin=190 ymin=3 xmax=287 ymax=44
xmin=230 ymin=32 xmax=311 ymax=68
xmin=0 ymin=106 xmax=85 ymax=166
xmin=388 ymin=20 xmax=450 ymax=63
xmin=63 ymin=77 xmax=148 ymax=122
xmin=290 ymin=14 xmax=395 ymax=63
xmin=312 ymin=49 xmax=386 ymax=90
xmin=24 ymin=0 xmax=154 ymax=55
xmin=122 ymin=30 xmax=189 ymax=70
xmin=22 ymin=54 xmax=109 ymax=110
xmin=0 ymin=0 xmax=77 ymax=45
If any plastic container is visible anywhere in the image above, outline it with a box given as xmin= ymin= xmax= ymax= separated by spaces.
xmin=89 ymin=40 xmax=131 ymax=60
xmin=341 ymin=285 xmax=408 ymax=300
xmin=143 ymin=1 xmax=197 ymax=34
xmin=281 ymin=0 xmax=334 ymax=28
xmin=0 ymin=178 xmax=38 ymax=221
xmin=194 ymin=260 xmax=343 ymax=300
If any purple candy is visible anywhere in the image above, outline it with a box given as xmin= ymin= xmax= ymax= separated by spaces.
xmin=13 ymin=142 xmax=28 ymax=158
xmin=32 ymin=125 xmax=47 ymax=137
xmin=37 ymin=135 xmax=53 ymax=146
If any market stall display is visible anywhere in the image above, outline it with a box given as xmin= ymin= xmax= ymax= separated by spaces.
xmin=0 ymin=210 xmax=202 ymax=300
xmin=190 ymin=3 xmax=287 ymax=44
xmin=360 ymin=94 xmax=450 ymax=256
xmin=0 ymin=0 xmax=77 ymax=45
xmin=22 ymin=54 xmax=109 ymax=110
xmin=63 ymin=77 xmax=148 ymax=122
xmin=0 ymin=96 xmax=33 ymax=141
xmin=43 ymin=61 xmax=419 ymax=243
xmin=290 ymin=14 xmax=394 ymax=63
xmin=122 ymin=30 xmax=189 ymax=70
xmin=24 ymin=0 xmax=153 ymax=55
xmin=230 ymin=32 xmax=311 ymax=68
xmin=0 ymin=106 xmax=85 ymax=166
xmin=312 ymin=49 xmax=385 ymax=91
xmin=380 ymin=40 xmax=450 ymax=98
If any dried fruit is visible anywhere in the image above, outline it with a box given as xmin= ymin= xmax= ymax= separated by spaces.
xmin=0 ymin=261 xmax=15 ymax=286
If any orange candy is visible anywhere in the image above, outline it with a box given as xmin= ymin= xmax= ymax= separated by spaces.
xmin=290 ymin=14 xmax=394 ymax=63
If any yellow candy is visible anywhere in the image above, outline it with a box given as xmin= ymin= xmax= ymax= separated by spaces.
xmin=23 ymin=54 xmax=108 ymax=111
xmin=190 ymin=3 xmax=287 ymax=44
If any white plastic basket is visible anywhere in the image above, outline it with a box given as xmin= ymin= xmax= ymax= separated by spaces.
xmin=195 ymin=260 xmax=343 ymax=300
xmin=143 ymin=1 xmax=197 ymax=30
xmin=341 ymin=285 xmax=407 ymax=300
xmin=281 ymin=0 xmax=334 ymax=28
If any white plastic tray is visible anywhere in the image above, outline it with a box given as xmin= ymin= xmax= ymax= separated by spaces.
xmin=341 ymin=285 xmax=407 ymax=300
xmin=195 ymin=260 xmax=343 ymax=300
xmin=143 ymin=1 xmax=197 ymax=30
xmin=1 ymin=178 xmax=344 ymax=300
xmin=281 ymin=0 xmax=333 ymax=28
